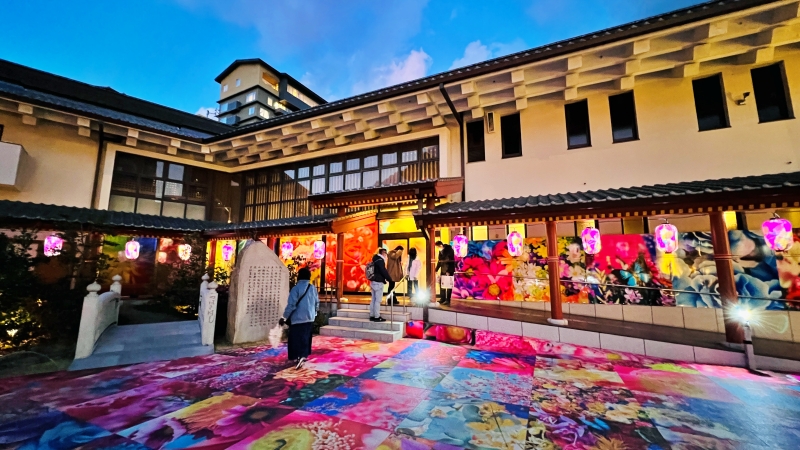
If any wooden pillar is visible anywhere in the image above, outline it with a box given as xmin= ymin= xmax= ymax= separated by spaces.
xmin=427 ymin=225 xmax=437 ymax=296
xmin=426 ymin=197 xmax=436 ymax=211
xmin=207 ymin=240 xmax=217 ymax=276
xmin=546 ymin=221 xmax=568 ymax=326
xmin=710 ymin=211 xmax=743 ymax=344
xmin=336 ymin=232 xmax=345 ymax=302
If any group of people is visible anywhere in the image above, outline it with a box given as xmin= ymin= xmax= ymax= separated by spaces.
xmin=280 ymin=240 xmax=457 ymax=367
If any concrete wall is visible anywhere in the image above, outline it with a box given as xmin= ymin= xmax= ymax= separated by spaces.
xmin=464 ymin=51 xmax=800 ymax=201
xmin=0 ymin=110 xmax=97 ymax=207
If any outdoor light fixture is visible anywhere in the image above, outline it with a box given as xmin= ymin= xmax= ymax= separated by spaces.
xmin=43 ymin=235 xmax=63 ymax=257
xmin=762 ymin=214 xmax=794 ymax=252
xmin=124 ymin=240 xmax=140 ymax=260
xmin=177 ymin=244 xmax=192 ymax=261
xmin=580 ymin=227 xmax=602 ymax=255
xmin=654 ymin=222 xmax=679 ymax=253
xmin=507 ymin=230 xmax=524 ymax=257
xmin=313 ymin=240 xmax=326 ymax=259
xmin=221 ymin=243 xmax=234 ymax=262
xmin=281 ymin=242 xmax=294 ymax=260
xmin=157 ymin=251 xmax=167 ymax=264
xmin=453 ymin=234 xmax=468 ymax=258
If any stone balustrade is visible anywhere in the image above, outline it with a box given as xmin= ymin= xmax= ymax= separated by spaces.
xmin=198 ymin=274 xmax=219 ymax=346
xmin=74 ymin=275 xmax=122 ymax=360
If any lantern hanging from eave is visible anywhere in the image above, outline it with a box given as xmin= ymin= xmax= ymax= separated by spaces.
xmin=654 ymin=223 xmax=679 ymax=253
xmin=157 ymin=251 xmax=167 ymax=264
xmin=281 ymin=242 xmax=294 ymax=260
xmin=178 ymin=244 xmax=192 ymax=261
xmin=43 ymin=235 xmax=63 ymax=257
xmin=507 ymin=231 xmax=524 ymax=257
xmin=125 ymin=240 xmax=140 ymax=260
xmin=313 ymin=240 xmax=325 ymax=259
xmin=453 ymin=234 xmax=468 ymax=258
xmin=221 ymin=243 xmax=234 ymax=261
xmin=580 ymin=227 xmax=602 ymax=255
xmin=762 ymin=216 xmax=794 ymax=252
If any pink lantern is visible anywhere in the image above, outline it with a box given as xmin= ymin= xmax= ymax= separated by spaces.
xmin=177 ymin=244 xmax=192 ymax=261
xmin=453 ymin=234 xmax=468 ymax=258
xmin=313 ymin=240 xmax=326 ymax=259
xmin=654 ymin=223 xmax=679 ymax=253
xmin=43 ymin=235 xmax=63 ymax=257
xmin=157 ymin=251 xmax=167 ymax=264
xmin=221 ymin=243 xmax=234 ymax=261
xmin=762 ymin=217 xmax=794 ymax=252
xmin=281 ymin=242 xmax=294 ymax=260
xmin=507 ymin=231 xmax=524 ymax=257
xmin=125 ymin=240 xmax=140 ymax=260
xmin=580 ymin=227 xmax=602 ymax=255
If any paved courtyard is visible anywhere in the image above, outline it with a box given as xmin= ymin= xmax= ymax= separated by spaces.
xmin=1 ymin=335 xmax=800 ymax=449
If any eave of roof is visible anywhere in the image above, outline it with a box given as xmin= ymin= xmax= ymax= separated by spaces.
xmin=308 ymin=178 xmax=464 ymax=208
xmin=206 ymin=0 xmax=776 ymax=142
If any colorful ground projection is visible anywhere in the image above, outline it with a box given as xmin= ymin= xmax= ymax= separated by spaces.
xmin=1 ymin=333 xmax=800 ymax=449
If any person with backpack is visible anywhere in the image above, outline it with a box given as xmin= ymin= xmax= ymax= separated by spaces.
xmin=386 ymin=246 xmax=404 ymax=305
xmin=279 ymin=268 xmax=319 ymax=369
xmin=406 ymin=247 xmax=421 ymax=299
xmin=366 ymin=248 xmax=392 ymax=322
xmin=435 ymin=241 xmax=456 ymax=306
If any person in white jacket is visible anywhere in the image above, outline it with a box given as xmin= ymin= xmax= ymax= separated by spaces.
xmin=406 ymin=247 xmax=422 ymax=299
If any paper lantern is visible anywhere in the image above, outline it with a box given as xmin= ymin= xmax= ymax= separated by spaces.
xmin=762 ymin=217 xmax=794 ymax=252
xmin=580 ymin=227 xmax=601 ymax=255
xmin=157 ymin=251 xmax=167 ymax=264
xmin=313 ymin=240 xmax=326 ymax=259
xmin=221 ymin=243 xmax=234 ymax=261
xmin=178 ymin=244 xmax=192 ymax=261
xmin=453 ymin=234 xmax=468 ymax=258
xmin=654 ymin=223 xmax=679 ymax=253
xmin=43 ymin=235 xmax=63 ymax=257
xmin=281 ymin=242 xmax=294 ymax=260
xmin=124 ymin=240 xmax=140 ymax=260
xmin=159 ymin=238 xmax=173 ymax=250
xmin=507 ymin=230 xmax=523 ymax=257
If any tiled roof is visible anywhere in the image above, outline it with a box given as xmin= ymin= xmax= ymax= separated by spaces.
xmin=211 ymin=0 xmax=774 ymax=141
xmin=0 ymin=200 xmax=217 ymax=232
xmin=204 ymin=214 xmax=337 ymax=232
xmin=420 ymin=171 xmax=800 ymax=216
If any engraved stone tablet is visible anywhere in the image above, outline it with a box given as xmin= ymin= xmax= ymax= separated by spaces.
xmin=227 ymin=240 xmax=289 ymax=344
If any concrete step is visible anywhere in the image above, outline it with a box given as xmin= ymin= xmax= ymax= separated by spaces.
xmin=337 ymin=308 xmax=411 ymax=321
xmin=101 ymin=321 xmax=200 ymax=342
xmin=93 ymin=331 xmax=202 ymax=354
xmin=319 ymin=325 xmax=403 ymax=342
xmin=328 ymin=316 xmax=404 ymax=331
xmin=69 ymin=343 xmax=214 ymax=371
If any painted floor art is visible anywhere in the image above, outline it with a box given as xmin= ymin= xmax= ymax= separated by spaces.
xmin=1 ymin=331 xmax=800 ymax=449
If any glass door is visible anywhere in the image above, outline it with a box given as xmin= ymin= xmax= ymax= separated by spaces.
xmin=380 ymin=236 xmax=427 ymax=300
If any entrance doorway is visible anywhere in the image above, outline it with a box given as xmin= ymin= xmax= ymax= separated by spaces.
xmin=380 ymin=233 xmax=427 ymax=299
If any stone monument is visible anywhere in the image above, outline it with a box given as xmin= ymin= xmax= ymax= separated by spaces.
xmin=227 ymin=239 xmax=290 ymax=344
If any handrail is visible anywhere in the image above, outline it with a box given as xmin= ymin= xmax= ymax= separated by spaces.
xmin=452 ymin=271 xmax=793 ymax=303
xmin=385 ymin=275 xmax=409 ymax=324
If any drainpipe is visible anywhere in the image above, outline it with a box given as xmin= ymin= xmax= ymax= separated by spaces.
xmin=90 ymin=123 xmax=105 ymax=209
xmin=438 ymin=83 xmax=465 ymax=201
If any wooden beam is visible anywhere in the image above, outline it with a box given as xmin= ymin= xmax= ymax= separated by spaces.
xmin=696 ymin=20 xmax=728 ymax=40
xmin=353 ymin=120 xmax=369 ymax=132
xmin=564 ymin=87 xmax=578 ymax=101
xmin=511 ymin=69 xmax=526 ymax=85
xmin=417 ymin=93 xmax=432 ymax=105
xmin=21 ymin=115 xmax=36 ymax=126
xmin=471 ymin=108 xmax=484 ymax=119
xmin=377 ymin=102 xmax=395 ymax=114
xmin=630 ymin=39 xmax=650 ymax=56
xmin=126 ymin=137 xmax=138 ymax=147
xmin=170 ymin=139 xmax=181 ymax=148
xmin=737 ymin=46 xmax=774 ymax=65
xmin=461 ymin=81 xmax=477 ymax=96
xmin=76 ymin=117 xmax=91 ymax=128
xmin=341 ymin=111 xmax=356 ymax=122
xmin=425 ymin=105 xmax=439 ymax=117
xmin=201 ymin=145 xmax=211 ymax=154
xmin=567 ymin=55 xmax=582 ymax=71
xmin=467 ymin=95 xmax=481 ymax=109
xmin=127 ymin=129 xmax=139 ymax=139
xmin=671 ymin=63 xmax=699 ymax=78
xmin=167 ymin=146 xmax=178 ymax=155
xmin=78 ymin=127 xmax=91 ymax=137
xmin=614 ymin=76 xmax=635 ymax=91
xmin=204 ymin=154 xmax=215 ymax=162
xmin=17 ymin=104 xmax=33 ymax=115
xmin=310 ymin=119 xmax=324 ymax=129
xmin=324 ymin=128 xmax=338 ymax=138
xmin=396 ymin=123 xmax=411 ymax=134
xmin=387 ymin=112 xmax=402 ymax=125
xmin=513 ymin=85 xmax=527 ymax=99
xmin=307 ymin=141 xmax=322 ymax=151
xmin=364 ymin=129 xmax=379 ymax=140
xmin=565 ymin=72 xmax=580 ymax=87
xmin=254 ymin=133 xmax=269 ymax=142
xmin=515 ymin=98 xmax=528 ymax=111
xmin=431 ymin=116 xmax=446 ymax=127
xmin=334 ymin=134 xmax=351 ymax=145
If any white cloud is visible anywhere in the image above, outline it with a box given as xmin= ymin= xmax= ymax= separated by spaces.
xmin=195 ymin=106 xmax=218 ymax=120
xmin=450 ymin=39 xmax=528 ymax=70
xmin=352 ymin=49 xmax=432 ymax=94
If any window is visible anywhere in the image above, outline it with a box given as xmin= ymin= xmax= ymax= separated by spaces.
xmin=222 ymin=84 xmax=228 ymax=93
xmin=246 ymin=91 xmax=256 ymax=103
xmin=751 ymin=63 xmax=793 ymax=123
xmin=235 ymin=78 xmax=241 ymax=87
xmin=259 ymin=108 xmax=270 ymax=119
xmin=0 ymin=124 xmax=4 ymax=141
xmin=692 ymin=74 xmax=729 ymax=131
xmin=609 ymin=91 xmax=639 ymax=142
xmin=500 ymin=113 xmax=522 ymax=158
xmin=466 ymin=120 xmax=485 ymax=162
xmin=565 ymin=100 xmax=591 ymax=148
xmin=262 ymin=72 xmax=279 ymax=91
xmin=248 ymin=107 xmax=255 ymax=115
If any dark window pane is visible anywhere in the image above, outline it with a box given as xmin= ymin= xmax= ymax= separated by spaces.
xmin=155 ymin=161 xmax=164 ymax=178
xmin=167 ymin=164 xmax=184 ymax=181
xmin=297 ymin=180 xmax=310 ymax=197
xmin=282 ymin=183 xmax=295 ymax=200
xmin=188 ymin=167 xmax=208 ymax=184
xmin=245 ymin=174 xmax=255 ymax=186
xmin=164 ymin=181 xmax=183 ymax=198
xmin=114 ymin=153 xmax=139 ymax=174
xmin=692 ymin=74 xmax=729 ymax=131
xmin=609 ymin=91 xmax=639 ymax=142
xmin=298 ymin=167 xmax=310 ymax=178
xmin=565 ymin=100 xmax=591 ymax=148
xmin=752 ymin=63 xmax=793 ymax=123
xmin=501 ymin=113 xmax=522 ymax=158
xmin=111 ymin=173 xmax=137 ymax=193
xmin=467 ymin=120 xmax=485 ymax=162
xmin=187 ymin=185 xmax=207 ymax=201
xmin=139 ymin=159 xmax=158 ymax=177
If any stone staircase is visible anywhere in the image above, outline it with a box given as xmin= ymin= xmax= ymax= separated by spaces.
xmin=69 ymin=321 xmax=214 ymax=371
xmin=320 ymin=305 xmax=410 ymax=342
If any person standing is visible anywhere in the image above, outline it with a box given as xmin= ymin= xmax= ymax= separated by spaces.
xmin=369 ymin=249 xmax=392 ymax=322
xmin=279 ymin=268 xmax=319 ymax=369
xmin=435 ymin=240 xmax=455 ymax=306
xmin=406 ymin=247 xmax=421 ymax=299
xmin=386 ymin=246 xmax=404 ymax=305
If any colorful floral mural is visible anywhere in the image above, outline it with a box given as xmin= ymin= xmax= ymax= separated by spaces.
xmin=454 ymin=231 xmax=800 ymax=310
xmin=342 ymin=223 xmax=378 ymax=293
xmin=277 ymin=235 xmax=326 ymax=286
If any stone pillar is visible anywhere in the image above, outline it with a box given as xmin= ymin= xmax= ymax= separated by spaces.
xmin=710 ymin=211 xmax=743 ymax=344
xmin=546 ymin=221 xmax=568 ymax=326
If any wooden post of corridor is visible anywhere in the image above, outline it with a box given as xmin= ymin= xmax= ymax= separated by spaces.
xmin=709 ymin=211 xmax=744 ymax=344
xmin=335 ymin=206 xmax=347 ymax=306
xmin=546 ymin=221 xmax=568 ymax=326
xmin=427 ymin=225 xmax=437 ymax=301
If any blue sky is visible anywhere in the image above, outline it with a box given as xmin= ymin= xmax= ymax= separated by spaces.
xmin=0 ymin=0 xmax=702 ymax=117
